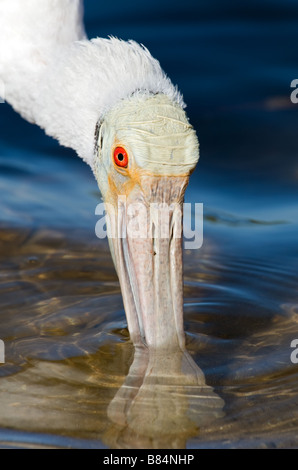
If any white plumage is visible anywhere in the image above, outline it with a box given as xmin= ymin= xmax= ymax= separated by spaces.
xmin=0 ymin=0 xmax=200 ymax=352
xmin=0 ymin=0 xmax=184 ymax=168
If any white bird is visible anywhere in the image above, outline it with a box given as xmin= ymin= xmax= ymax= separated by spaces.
xmin=0 ymin=0 xmax=200 ymax=352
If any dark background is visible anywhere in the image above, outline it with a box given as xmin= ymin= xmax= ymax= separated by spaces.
xmin=0 ymin=0 xmax=297 ymax=227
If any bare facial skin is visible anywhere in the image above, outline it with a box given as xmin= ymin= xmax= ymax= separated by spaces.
xmin=95 ymin=94 xmax=199 ymax=351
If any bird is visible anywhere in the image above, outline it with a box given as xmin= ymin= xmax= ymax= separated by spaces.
xmin=0 ymin=0 xmax=200 ymax=353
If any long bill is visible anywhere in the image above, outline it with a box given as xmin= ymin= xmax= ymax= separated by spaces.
xmin=106 ymin=175 xmax=189 ymax=351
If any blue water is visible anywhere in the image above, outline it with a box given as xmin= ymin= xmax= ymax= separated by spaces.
xmin=0 ymin=0 xmax=297 ymax=449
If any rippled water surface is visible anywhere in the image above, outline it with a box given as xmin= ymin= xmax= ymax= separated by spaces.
xmin=0 ymin=0 xmax=298 ymax=449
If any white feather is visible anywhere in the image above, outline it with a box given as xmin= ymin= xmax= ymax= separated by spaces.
xmin=0 ymin=0 xmax=184 ymax=168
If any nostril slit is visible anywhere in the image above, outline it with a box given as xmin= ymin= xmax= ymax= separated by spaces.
xmin=152 ymin=222 xmax=156 ymax=255
xmin=169 ymin=214 xmax=175 ymax=241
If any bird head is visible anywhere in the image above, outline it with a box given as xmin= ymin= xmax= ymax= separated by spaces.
xmin=95 ymin=93 xmax=199 ymax=351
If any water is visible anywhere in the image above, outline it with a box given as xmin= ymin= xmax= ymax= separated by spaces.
xmin=0 ymin=0 xmax=298 ymax=449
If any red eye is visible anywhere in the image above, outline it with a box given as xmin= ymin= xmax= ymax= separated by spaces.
xmin=113 ymin=147 xmax=128 ymax=168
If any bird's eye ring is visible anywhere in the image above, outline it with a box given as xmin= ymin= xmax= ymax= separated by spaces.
xmin=113 ymin=147 xmax=128 ymax=168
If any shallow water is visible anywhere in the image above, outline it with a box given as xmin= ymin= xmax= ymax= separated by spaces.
xmin=0 ymin=0 xmax=298 ymax=449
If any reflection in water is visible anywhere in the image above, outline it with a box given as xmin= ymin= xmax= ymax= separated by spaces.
xmin=105 ymin=348 xmax=224 ymax=448
xmin=0 ymin=222 xmax=297 ymax=448
xmin=0 ymin=329 xmax=223 ymax=448
xmin=0 ymin=226 xmax=224 ymax=448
